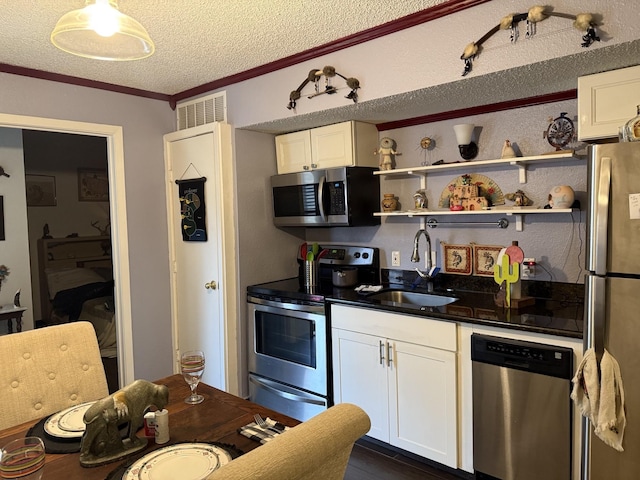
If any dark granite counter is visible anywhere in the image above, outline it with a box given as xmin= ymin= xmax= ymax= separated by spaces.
xmin=326 ymin=270 xmax=584 ymax=339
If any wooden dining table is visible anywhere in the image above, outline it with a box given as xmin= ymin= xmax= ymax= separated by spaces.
xmin=0 ymin=374 xmax=299 ymax=479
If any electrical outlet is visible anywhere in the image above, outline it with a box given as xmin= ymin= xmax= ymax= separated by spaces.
xmin=522 ymin=258 xmax=536 ymax=279
xmin=392 ymin=251 xmax=401 ymax=266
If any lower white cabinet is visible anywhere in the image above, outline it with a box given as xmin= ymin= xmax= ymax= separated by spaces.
xmin=331 ymin=305 xmax=458 ymax=468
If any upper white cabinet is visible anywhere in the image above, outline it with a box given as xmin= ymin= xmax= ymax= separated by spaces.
xmin=578 ymin=65 xmax=640 ymax=141
xmin=275 ymin=121 xmax=379 ymax=174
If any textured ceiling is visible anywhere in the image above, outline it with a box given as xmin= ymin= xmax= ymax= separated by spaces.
xmin=0 ymin=0 xmax=445 ymax=96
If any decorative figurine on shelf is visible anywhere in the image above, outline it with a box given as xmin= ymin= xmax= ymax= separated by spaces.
xmin=42 ymin=223 xmax=53 ymax=239
xmin=375 ymin=137 xmax=398 ymax=170
xmin=505 ymin=189 xmax=533 ymax=207
xmin=80 ymin=380 xmax=169 ymax=467
xmin=413 ymin=190 xmax=427 ymax=209
xmin=501 ymin=139 xmax=517 ymax=159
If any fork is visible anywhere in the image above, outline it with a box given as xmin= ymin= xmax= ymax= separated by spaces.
xmin=253 ymin=414 xmax=282 ymax=435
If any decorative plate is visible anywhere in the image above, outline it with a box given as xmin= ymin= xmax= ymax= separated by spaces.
xmin=122 ymin=443 xmax=232 ymax=480
xmin=438 ymin=173 xmax=505 ymax=209
xmin=473 ymin=244 xmax=504 ymax=277
xmin=441 ymin=243 xmax=472 ymax=275
xmin=44 ymin=402 xmax=94 ymax=438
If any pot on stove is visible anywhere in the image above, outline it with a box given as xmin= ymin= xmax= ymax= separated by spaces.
xmin=332 ymin=267 xmax=359 ymax=288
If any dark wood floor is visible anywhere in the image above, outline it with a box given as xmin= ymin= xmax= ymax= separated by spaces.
xmin=345 ymin=439 xmax=471 ymax=480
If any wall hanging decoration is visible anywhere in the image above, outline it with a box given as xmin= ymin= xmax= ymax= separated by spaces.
xmin=26 ymin=174 xmax=57 ymax=206
xmin=287 ymin=66 xmax=360 ymax=110
xmin=78 ymin=168 xmax=109 ymax=202
xmin=176 ymin=177 xmax=207 ymax=242
xmin=460 ymin=6 xmax=601 ymax=76
xmin=473 ymin=244 xmax=504 ymax=277
xmin=0 ymin=166 xmax=10 ymax=178
xmin=0 ymin=196 xmax=4 ymax=241
xmin=544 ymin=112 xmax=576 ymax=151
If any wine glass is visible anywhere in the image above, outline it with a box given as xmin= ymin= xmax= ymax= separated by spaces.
xmin=180 ymin=350 xmax=205 ymax=404
xmin=0 ymin=436 xmax=45 ymax=479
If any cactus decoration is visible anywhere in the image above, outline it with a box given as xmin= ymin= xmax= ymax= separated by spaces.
xmin=494 ymin=253 xmax=519 ymax=307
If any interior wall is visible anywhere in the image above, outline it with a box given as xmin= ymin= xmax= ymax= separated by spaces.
xmin=23 ymin=130 xmax=109 ymax=320
xmin=0 ymin=128 xmax=33 ymax=331
xmin=0 ymin=73 xmax=175 ymax=382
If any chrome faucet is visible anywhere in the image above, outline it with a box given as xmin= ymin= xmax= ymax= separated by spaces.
xmin=410 ymin=228 xmax=439 ymax=289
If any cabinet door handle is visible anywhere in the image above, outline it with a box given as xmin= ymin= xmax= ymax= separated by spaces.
xmin=379 ymin=340 xmax=385 ymax=365
xmin=387 ymin=342 xmax=393 ymax=367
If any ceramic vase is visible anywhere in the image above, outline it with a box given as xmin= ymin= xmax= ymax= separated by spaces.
xmin=381 ymin=194 xmax=398 ymax=212
xmin=549 ymin=185 xmax=575 ymax=209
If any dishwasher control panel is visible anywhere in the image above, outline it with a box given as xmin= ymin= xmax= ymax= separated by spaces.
xmin=471 ymin=334 xmax=573 ymax=379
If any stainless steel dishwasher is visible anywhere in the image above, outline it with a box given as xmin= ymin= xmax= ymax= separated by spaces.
xmin=471 ymin=334 xmax=573 ymax=480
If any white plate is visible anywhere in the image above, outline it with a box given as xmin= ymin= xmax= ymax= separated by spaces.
xmin=44 ymin=401 xmax=94 ymax=438
xmin=122 ymin=443 xmax=232 ymax=480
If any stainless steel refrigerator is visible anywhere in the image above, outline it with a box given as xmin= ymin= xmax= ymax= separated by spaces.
xmin=582 ymin=142 xmax=640 ymax=479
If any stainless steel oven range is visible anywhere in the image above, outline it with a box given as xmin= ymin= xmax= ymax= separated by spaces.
xmin=247 ymin=245 xmax=379 ymax=421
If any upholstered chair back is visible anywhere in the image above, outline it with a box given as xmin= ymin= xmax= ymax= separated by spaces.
xmin=0 ymin=321 xmax=109 ymax=430
xmin=207 ymin=403 xmax=371 ymax=480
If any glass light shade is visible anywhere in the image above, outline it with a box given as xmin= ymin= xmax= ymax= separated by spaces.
xmin=453 ymin=124 xmax=475 ymax=145
xmin=51 ymin=0 xmax=154 ymax=61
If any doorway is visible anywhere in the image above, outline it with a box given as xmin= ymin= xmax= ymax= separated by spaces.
xmin=0 ymin=112 xmax=134 ymax=388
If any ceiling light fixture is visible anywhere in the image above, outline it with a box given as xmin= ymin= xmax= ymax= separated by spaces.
xmin=51 ymin=0 xmax=154 ymax=61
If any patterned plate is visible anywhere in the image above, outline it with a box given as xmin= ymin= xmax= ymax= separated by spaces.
xmin=122 ymin=443 xmax=232 ymax=480
xmin=44 ymin=402 xmax=94 ymax=438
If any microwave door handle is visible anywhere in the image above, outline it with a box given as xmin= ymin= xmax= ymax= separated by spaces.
xmin=593 ymin=156 xmax=611 ymax=276
xmin=317 ymin=175 xmax=327 ymax=221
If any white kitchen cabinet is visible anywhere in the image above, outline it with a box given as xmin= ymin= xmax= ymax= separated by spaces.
xmin=578 ymin=64 xmax=640 ymax=141
xmin=275 ymin=121 xmax=379 ymax=174
xmin=331 ymin=304 xmax=458 ymax=468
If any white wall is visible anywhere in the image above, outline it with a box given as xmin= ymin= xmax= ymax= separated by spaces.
xmin=0 ymin=74 xmax=175 ymax=381
xmin=0 ymin=128 xmax=33 ymax=331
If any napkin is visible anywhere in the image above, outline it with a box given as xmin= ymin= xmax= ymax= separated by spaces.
xmin=239 ymin=418 xmax=290 ymax=444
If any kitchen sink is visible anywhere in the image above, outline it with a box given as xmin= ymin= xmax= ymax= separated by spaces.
xmin=368 ymin=290 xmax=458 ymax=308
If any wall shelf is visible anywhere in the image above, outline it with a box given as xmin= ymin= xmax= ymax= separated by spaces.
xmin=374 ymin=150 xmax=585 ymax=184
xmin=374 ymin=150 xmax=583 ymax=231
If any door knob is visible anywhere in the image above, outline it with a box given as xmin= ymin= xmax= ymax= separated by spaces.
xmin=204 ymin=281 xmax=217 ymax=290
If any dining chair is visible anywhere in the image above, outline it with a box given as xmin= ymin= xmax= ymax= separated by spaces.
xmin=208 ymin=402 xmax=371 ymax=480
xmin=0 ymin=321 xmax=109 ymax=430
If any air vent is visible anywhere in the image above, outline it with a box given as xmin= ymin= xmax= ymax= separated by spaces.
xmin=176 ymin=92 xmax=226 ymax=130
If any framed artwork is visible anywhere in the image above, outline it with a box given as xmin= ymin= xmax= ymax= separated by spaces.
xmin=0 ymin=196 xmax=4 ymax=240
xmin=441 ymin=243 xmax=472 ymax=275
xmin=473 ymin=244 xmax=504 ymax=277
xmin=78 ymin=168 xmax=109 ymax=202
xmin=26 ymin=174 xmax=57 ymax=206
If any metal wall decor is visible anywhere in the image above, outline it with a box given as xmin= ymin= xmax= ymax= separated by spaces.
xmin=460 ymin=6 xmax=601 ymax=76
xmin=287 ymin=66 xmax=360 ymax=110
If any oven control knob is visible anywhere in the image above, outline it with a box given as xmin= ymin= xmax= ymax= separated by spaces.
xmin=205 ymin=281 xmax=217 ymax=290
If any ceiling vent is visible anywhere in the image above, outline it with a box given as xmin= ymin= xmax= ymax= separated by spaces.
xmin=176 ymin=92 xmax=226 ymax=130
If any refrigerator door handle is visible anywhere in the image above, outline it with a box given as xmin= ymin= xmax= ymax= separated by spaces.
xmin=593 ymin=156 xmax=611 ymax=276
xmin=584 ymin=275 xmax=606 ymax=359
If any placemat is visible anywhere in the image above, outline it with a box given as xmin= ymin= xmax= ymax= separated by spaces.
xmin=104 ymin=442 xmax=243 ymax=480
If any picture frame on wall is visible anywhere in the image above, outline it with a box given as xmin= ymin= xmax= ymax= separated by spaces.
xmin=0 ymin=196 xmax=4 ymax=241
xmin=78 ymin=168 xmax=109 ymax=202
xmin=26 ymin=174 xmax=57 ymax=206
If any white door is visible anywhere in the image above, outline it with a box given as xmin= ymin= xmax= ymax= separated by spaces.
xmin=332 ymin=328 xmax=389 ymax=441
xmin=164 ymin=125 xmax=234 ymax=391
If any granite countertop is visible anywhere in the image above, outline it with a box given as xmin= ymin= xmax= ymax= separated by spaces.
xmin=326 ymin=271 xmax=584 ymax=339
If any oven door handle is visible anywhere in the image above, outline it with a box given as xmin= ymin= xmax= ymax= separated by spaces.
xmin=249 ymin=375 xmax=326 ymax=406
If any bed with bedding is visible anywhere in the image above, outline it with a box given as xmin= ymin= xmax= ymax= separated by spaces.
xmin=37 ymin=236 xmax=116 ymax=358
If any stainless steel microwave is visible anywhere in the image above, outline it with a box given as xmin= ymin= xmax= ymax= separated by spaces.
xmin=271 ymin=166 xmax=381 ymax=227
